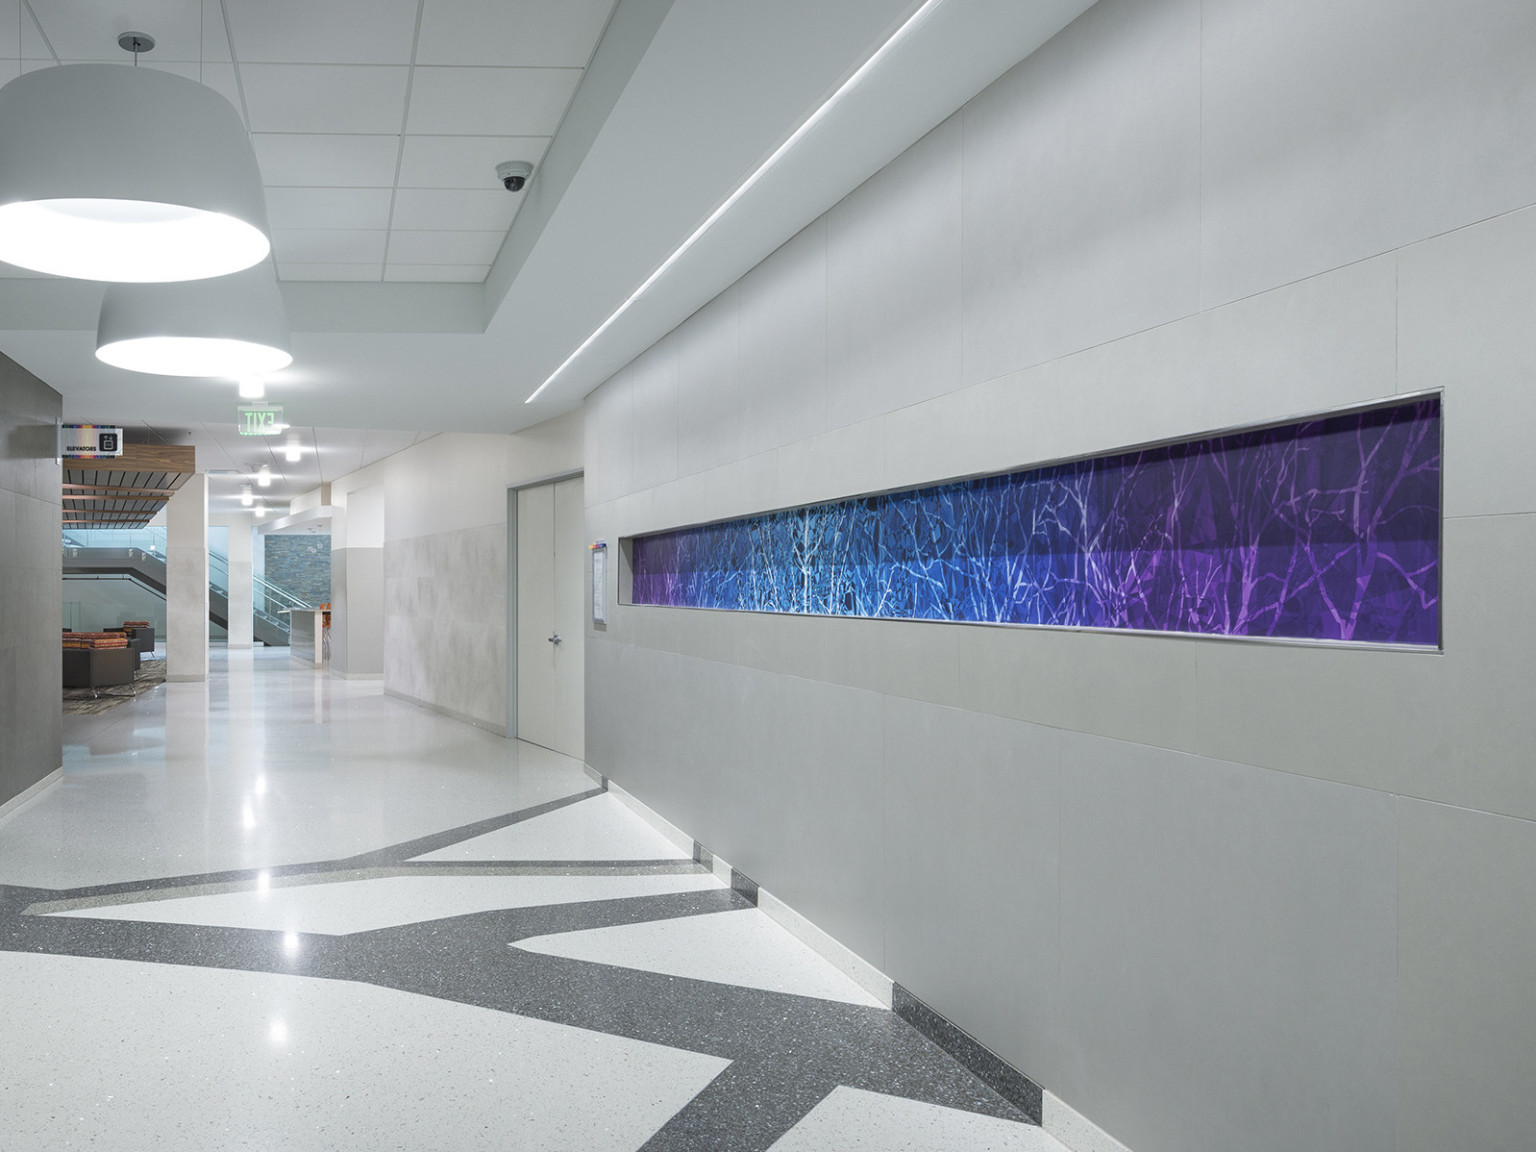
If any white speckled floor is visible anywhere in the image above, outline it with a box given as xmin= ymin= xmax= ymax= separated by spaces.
xmin=517 ymin=906 xmax=885 ymax=1006
xmin=0 ymin=647 xmax=1065 ymax=1151
xmin=0 ymin=950 xmax=729 ymax=1152
xmin=414 ymin=792 xmax=690 ymax=862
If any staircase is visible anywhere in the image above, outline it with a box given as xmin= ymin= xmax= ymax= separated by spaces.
xmin=63 ymin=529 xmax=312 ymax=647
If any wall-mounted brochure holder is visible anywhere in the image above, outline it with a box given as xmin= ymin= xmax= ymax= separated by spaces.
xmin=590 ymin=541 xmax=607 ymax=625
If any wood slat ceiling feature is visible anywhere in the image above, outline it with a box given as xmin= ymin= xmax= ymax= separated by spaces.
xmin=62 ymin=444 xmax=197 ymax=528
xmin=64 ymin=484 xmax=184 ymax=497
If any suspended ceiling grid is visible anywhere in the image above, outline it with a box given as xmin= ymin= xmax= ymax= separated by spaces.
xmin=0 ymin=0 xmax=616 ymax=284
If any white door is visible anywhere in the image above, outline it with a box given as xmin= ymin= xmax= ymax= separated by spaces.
xmin=516 ymin=476 xmax=584 ymax=758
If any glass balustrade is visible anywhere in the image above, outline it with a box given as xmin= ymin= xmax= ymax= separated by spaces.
xmin=63 ymin=527 xmax=313 ymax=638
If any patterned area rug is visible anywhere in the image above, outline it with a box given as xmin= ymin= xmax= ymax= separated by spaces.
xmin=63 ymin=660 xmax=166 ymax=716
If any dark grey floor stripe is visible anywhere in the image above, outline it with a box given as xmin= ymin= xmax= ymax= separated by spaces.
xmin=638 ymin=1060 xmax=837 ymax=1152
xmin=23 ymin=860 xmax=708 ymax=915
xmin=342 ymin=786 xmax=607 ymax=866
xmin=892 ymin=982 xmax=1043 ymax=1123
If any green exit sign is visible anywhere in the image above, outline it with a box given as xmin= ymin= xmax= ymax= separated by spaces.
xmin=237 ymin=405 xmax=284 ymax=436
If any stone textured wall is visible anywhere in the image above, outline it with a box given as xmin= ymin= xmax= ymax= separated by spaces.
xmin=384 ymin=523 xmax=506 ymax=731
xmin=264 ymin=535 xmax=331 ymax=606
xmin=326 ymin=420 xmax=584 ymax=733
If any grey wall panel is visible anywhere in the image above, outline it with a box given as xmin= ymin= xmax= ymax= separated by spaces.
xmin=1054 ymin=740 xmax=1398 ymax=1152
xmin=759 ymin=672 xmax=887 ymax=964
xmin=329 ymin=547 xmax=350 ymax=668
xmin=737 ymin=220 xmax=830 ymax=455
xmin=1397 ymin=202 xmax=1536 ymax=520
xmin=333 ymin=545 xmax=385 ymax=676
xmin=0 ymin=353 xmax=61 ymax=808
xmin=960 ymin=0 xmax=1202 ymax=389
xmin=826 ymin=114 xmax=964 ymax=426
xmin=1199 ymin=0 xmax=1536 ymax=310
xmin=882 ymin=700 xmax=1061 ymax=1087
xmin=1195 ymin=513 xmax=1536 ymax=822
xmin=1397 ymin=799 xmax=1536 ymax=1152
xmin=675 ymin=285 xmax=743 ymax=478
xmin=348 ymin=548 xmax=385 ymax=675
xmin=582 ymin=0 xmax=1536 ymax=1148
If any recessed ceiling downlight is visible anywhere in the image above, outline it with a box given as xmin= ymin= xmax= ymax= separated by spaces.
xmin=96 ymin=262 xmax=292 ymax=378
xmin=0 ymin=64 xmax=271 ymax=281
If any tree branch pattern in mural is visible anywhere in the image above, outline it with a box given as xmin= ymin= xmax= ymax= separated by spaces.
xmin=631 ymin=398 xmax=1440 ymax=646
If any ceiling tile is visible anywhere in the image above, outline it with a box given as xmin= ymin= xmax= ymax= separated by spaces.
xmin=415 ymin=0 xmax=615 ymax=68
xmin=277 ymin=263 xmax=383 ymax=282
xmin=19 ymin=12 xmax=49 ymax=60
xmin=0 ymin=1 xmax=18 ymax=61
xmin=271 ymin=228 xmax=388 ymax=263
xmin=196 ymin=62 xmax=244 ymax=119
xmin=390 ymin=188 xmax=517 ymax=232
xmin=241 ymin=64 xmax=408 ymax=134
xmin=30 ymin=0 xmax=203 ymax=61
xmin=266 ymin=188 xmax=394 ymax=231
xmin=253 ymin=134 xmax=401 ymax=187
xmin=405 ymin=66 xmax=581 ymax=136
xmin=397 ymin=134 xmax=549 ymax=189
xmin=386 ymin=230 xmax=505 ymax=264
xmin=201 ymin=0 xmax=231 ymax=63
xmin=383 ymin=263 xmax=490 ymax=283
xmin=225 ymin=0 xmax=420 ymax=64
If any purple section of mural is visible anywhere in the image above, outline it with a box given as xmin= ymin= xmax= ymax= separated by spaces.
xmin=631 ymin=399 xmax=1441 ymax=646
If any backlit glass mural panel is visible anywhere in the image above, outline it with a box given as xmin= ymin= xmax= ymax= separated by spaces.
xmin=631 ymin=398 xmax=1440 ymax=646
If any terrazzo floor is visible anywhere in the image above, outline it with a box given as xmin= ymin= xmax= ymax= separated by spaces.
xmin=0 ymin=647 xmax=1063 ymax=1151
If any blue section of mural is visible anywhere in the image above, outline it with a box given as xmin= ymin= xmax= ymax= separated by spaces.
xmin=631 ymin=398 xmax=1441 ymax=646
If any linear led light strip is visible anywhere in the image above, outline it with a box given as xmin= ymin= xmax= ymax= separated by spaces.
xmin=526 ymin=0 xmax=947 ymax=404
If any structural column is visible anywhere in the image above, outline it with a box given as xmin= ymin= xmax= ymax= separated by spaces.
xmin=165 ymin=474 xmax=208 ymax=682
xmin=224 ymin=518 xmax=253 ymax=649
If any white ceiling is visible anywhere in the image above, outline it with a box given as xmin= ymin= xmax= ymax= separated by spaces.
xmin=0 ymin=0 xmax=1099 ymax=454
xmin=0 ymin=0 xmax=613 ymax=284
xmin=134 ymin=420 xmax=434 ymax=516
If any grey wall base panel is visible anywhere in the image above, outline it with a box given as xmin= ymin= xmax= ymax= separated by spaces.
xmin=0 ymin=768 xmax=61 ymax=825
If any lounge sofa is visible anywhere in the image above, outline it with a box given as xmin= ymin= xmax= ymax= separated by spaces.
xmin=62 ymin=633 xmax=138 ymax=696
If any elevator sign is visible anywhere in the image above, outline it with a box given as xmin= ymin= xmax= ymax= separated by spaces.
xmin=61 ymin=424 xmax=123 ymax=458
xmin=237 ymin=405 xmax=284 ymax=436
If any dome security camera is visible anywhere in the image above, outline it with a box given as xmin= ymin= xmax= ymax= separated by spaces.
xmin=496 ymin=160 xmax=534 ymax=192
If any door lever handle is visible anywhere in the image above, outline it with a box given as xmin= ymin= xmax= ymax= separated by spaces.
xmin=548 ymin=633 xmax=562 ymax=645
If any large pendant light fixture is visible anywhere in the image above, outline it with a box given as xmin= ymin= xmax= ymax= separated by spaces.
xmin=96 ymin=260 xmax=292 ymax=377
xmin=0 ymin=53 xmax=270 ymax=282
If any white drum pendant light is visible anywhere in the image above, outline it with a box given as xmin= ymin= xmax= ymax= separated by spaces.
xmin=0 ymin=60 xmax=271 ymax=281
xmin=96 ymin=261 xmax=292 ymax=377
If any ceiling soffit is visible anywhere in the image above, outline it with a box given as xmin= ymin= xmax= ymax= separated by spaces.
xmin=0 ymin=0 xmax=1098 ymax=436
